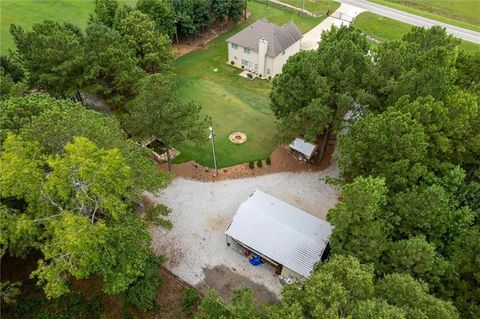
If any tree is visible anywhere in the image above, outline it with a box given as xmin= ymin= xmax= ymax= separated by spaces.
xmin=10 ymin=21 xmax=85 ymax=99
xmin=123 ymin=74 xmax=207 ymax=171
xmin=376 ymin=273 xmax=459 ymax=319
xmin=336 ymin=108 xmax=429 ymax=191
xmin=394 ymin=92 xmax=480 ymax=174
xmin=0 ymin=136 xmax=158 ymax=298
xmin=0 ymin=94 xmax=75 ymax=144
xmin=84 ymin=23 xmax=146 ymax=107
xmin=18 ymin=99 xmax=168 ymax=193
xmin=212 ymin=0 xmax=244 ymax=26
xmin=270 ymin=26 xmax=375 ymax=159
xmin=121 ymin=10 xmax=174 ymax=73
xmin=171 ymin=0 xmax=213 ymax=38
xmin=327 ymin=176 xmax=391 ymax=265
xmin=0 ymin=55 xmax=24 ymax=83
xmin=456 ymin=50 xmax=480 ymax=93
xmin=0 ymin=72 xmax=27 ymax=101
xmin=448 ymin=227 xmax=480 ymax=319
xmin=136 ymin=0 xmax=175 ymax=37
xmin=90 ymin=0 xmax=119 ymax=28
xmin=373 ymin=26 xmax=461 ymax=109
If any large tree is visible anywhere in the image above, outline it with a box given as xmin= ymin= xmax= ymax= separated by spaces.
xmin=123 ymin=74 xmax=207 ymax=171
xmin=327 ymin=176 xmax=391 ymax=265
xmin=10 ymin=21 xmax=85 ymax=99
xmin=84 ymin=23 xmax=146 ymax=107
xmin=136 ymin=0 xmax=175 ymax=37
xmin=336 ymin=108 xmax=429 ymax=191
xmin=121 ymin=10 xmax=174 ymax=73
xmin=270 ymin=26 xmax=376 ymax=159
xmin=0 ymin=136 xmax=159 ymax=298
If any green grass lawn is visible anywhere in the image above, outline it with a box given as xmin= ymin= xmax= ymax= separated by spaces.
xmin=274 ymin=0 xmax=340 ymax=14
xmin=174 ymin=1 xmax=321 ymax=168
xmin=0 ymin=0 xmax=137 ymax=55
xmin=354 ymin=12 xmax=480 ymax=54
xmin=368 ymin=0 xmax=480 ymax=32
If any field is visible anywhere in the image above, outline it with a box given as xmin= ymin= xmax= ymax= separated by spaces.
xmin=354 ymin=11 xmax=480 ymax=54
xmin=274 ymin=0 xmax=340 ymax=14
xmin=174 ymin=1 xmax=321 ymax=168
xmin=0 ymin=0 xmax=137 ymax=55
xmin=368 ymin=0 xmax=480 ymax=32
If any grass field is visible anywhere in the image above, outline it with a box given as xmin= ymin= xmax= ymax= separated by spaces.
xmin=174 ymin=1 xmax=321 ymax=167
xmin=354 ymin=12 xmax=480 ymax=54
xmin=0 ymin=0 xmax=136 ymax=55
xmin=368 ymin=0 xmax=480 ymax=32
xmin=274 ymin=0 xmax=340 ymax=14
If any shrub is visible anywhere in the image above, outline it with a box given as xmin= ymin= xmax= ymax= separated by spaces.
xmin=266 ymin=157 xmax=271 ymax=165
xmin=230 ymin=61 xmax=235 ymax=65
xmin=126 ymin=254 xmax=166 ymax=311
xmin=241 ymin=65 xmax=245 ymax=69
xmin=248 ymin=161 xmax=254 ymax=169
xmin=257 ymin=160 xmax=262 ymax=168
xmin=268 ymin=76 xmax=272 ymax=80
xmin=258 ymin=74 xmax=262 ymax=78
xmin=144 ymin=204 xmax=172 ymax=229
xmin=183 ymin=288 xmax=200 ymax=314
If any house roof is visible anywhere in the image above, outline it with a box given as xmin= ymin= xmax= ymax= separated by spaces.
xmin=290 ymin=138 xmax=317 ymax=159
xmin=226 ymin=18 xmax=302 ymax=57
xmin=225 ymin=189 xmax=332 ymax=278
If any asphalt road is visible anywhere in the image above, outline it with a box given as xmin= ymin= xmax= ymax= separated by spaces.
xmin=339 ymin=0 xmax=480 ymax=44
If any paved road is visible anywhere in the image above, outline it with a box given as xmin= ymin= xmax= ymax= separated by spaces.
xmin=339 ymin=0 xmax=480 ymax=44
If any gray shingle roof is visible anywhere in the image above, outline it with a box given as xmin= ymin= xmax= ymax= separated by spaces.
xmin=226 ymin=18 xmax=302 ymax=58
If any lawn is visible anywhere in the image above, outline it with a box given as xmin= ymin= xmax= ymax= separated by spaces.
xmin=0 ymin=0 xmax=137 ymax=55
xmin=354 ymin=12 xmax=480 ymax=54
xmin=174 ymin=1 xmax=321 ymax=168
xmin=368 ymin=0 xmax=480 ymax=32
xmin=274 ymin=0 xmax=340 ymax=14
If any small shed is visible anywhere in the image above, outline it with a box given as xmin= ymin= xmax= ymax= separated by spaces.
xmin=289 ymin=138 xmax=317 ymax=161
xmin=225 ymin=189 xmax=333 ymax=281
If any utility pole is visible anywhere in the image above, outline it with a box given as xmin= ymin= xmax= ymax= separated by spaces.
xmin=209 ymin=125 xmax=218 ymax=176
xmin=302 ymin=0 xmax=305 ymax=13
xmin=244 ymin=0 xmax=248 ymax=20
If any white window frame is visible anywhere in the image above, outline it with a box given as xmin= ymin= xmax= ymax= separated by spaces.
xmin=231 ymin=43 xmax=238 ymax=49
xmin=244 ymin=47 xmax=251 ymax=54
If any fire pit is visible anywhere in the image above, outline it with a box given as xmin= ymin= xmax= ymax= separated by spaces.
xmin=228 ymin=132 xmax=247 ymax=144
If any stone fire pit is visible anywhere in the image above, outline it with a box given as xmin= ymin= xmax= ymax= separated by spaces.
xmin=228 ymin=132 xmax=247 ymax=144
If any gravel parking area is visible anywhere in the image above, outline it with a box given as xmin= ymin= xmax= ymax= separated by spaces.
xmin=147 ymin=164 xmax=340 ymax=300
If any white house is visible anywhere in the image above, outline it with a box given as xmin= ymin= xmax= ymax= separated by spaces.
xmin=225 ymin=189 xmax=333 ymax=281
xmin=226 ymin=18 xmax=302 ymax=77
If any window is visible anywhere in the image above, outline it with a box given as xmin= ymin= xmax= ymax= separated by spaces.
xmin=234 ymin=56 xmax=237 ymax=60
xmin=231 ymin=43 xmax=238 ymax=49
xmin=241 ymin=59 xmax=248 ymax=66
xmin=244 ymin=47 xmax=251 ymax=54
xmin=282 ymin=51 xmax=286 ymax=55
xmin=267 ymin=68 xmax=271 ymax=75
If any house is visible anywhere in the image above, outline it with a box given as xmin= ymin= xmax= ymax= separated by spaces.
xmin=226 ymin=18 xmax=302 ymax=77
xmin=225 ymin=189 xmax=333 ymax=281
xmin=290 ymin=138 xmax=317 ymax=162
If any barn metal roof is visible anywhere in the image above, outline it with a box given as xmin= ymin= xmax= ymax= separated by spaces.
xmin=225 ymin=189 xmax=332 ymax=278
xmin=290 ymin=138 xmax=317 ymax=159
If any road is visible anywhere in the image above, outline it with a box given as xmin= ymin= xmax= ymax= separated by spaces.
xmin=339 ymin=0 xmax=480 ymax=44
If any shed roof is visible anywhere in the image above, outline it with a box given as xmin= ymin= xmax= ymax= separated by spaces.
xmin=225 ymin=189 xmax=332 ymax=278
xmin=290 ymin=138 xmax=317 ymax=159
xmin=226 ymin=18 xmax=302 ymax=57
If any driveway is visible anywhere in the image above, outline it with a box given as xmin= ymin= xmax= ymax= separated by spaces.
xmin=339 ymin=0 xmax=480 ymax=43
xmin=146 ymin=165 xmax=340 ymax=300
xmin=301 ymin=3 xmax=365 ymax=50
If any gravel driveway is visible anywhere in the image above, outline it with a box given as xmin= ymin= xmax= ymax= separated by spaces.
xmin=146 ymin=164 xmax=340 ymax=300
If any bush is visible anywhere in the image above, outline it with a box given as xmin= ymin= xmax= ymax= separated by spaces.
xmin=183 ymin=288 xmax=200 ymax=314
xmin=266 ymin=157 xmax=271 ymax=165
xmin=258 ymin=74 xmax=262 ymax=78
xmin=144 ymin=204 xmax=172 ymax=229
xmin=257 ymin=160 xmax=263 ymax=168
xmin=241 ymin=65 xmax=245 ymax=69
xmin=230 ymin=61 xmax=235 ymax=65
xmin=126 ymin=254 xmax=166 ymax=311
xmin=248 ymin=161 xmax=254 ymax=169
xmin=268 ymin=76 xmax=272 ymax=80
